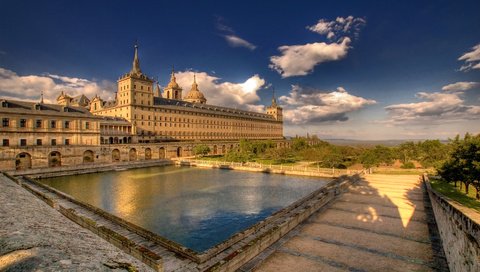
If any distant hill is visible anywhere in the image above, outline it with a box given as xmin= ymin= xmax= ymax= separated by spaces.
xmin=321 ymin=138 xmax=449 ymax=147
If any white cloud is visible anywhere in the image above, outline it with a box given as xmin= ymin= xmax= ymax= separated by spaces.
xmin=0 ymin=67 xmax=115 ymax=103
xmin=223 ymin=35 xmax=256 ymax=50
xmin=278 ymin=85 xmax=376 ymax=124
xmin=216 ymin=17 xmax=256 ymax=51
xmin=384 ymin=91 xmax=480 ymax=125
xmin=458 ymin=43 xmax=480 ymax=72
xmin=307 ymin=16 xmax=366 ymax=41
xmin=441 ymin=81 xmax=480 ymax=92
xmin=269 ymin=37 xmax=351 ymax=78
xmin=174 ymin=71 xmax=266 ymax=112
xmin=270 ymin=16 xmax=366 ymax=78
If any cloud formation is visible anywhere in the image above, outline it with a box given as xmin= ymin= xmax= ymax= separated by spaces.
xmin=278 ymin=85 xmax=376 ymax=124
xmin=458 ymin=43 xmax=480 ymax=72
xmin=0 ymin=67 xmax=115 ymax=103
xmin=216 ymin=17 xmax=256 ymax=51
xmin=307 ymin=16 xmax=366 ymax=41
xmin=269 ymin=37 xmax=351 ymax=78
xmin=223 ymin=35 xmax=256 ymax=50
xmin=174 ymin=71 xmax=266 ymax=112
xmin=441 ymin=81 xmax=480 ymax=92
xmin=269 ymin=16 xmax=365 ymax=77
xmin=384 ymin=91 xmax=480 ymax=125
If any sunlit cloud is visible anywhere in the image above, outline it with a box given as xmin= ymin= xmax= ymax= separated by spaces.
xmin=270 ymin=16 xmax=366 ymax=77
xmin=441 ymin=81 xmax=480 ymax=92
xmin=458 ymin=43 xmax=480 ymax=72
xmin=174 ymin=71 xmax=266 ymax=112
xmin=0 ymin=67 xmax=115 ymax=103
xmin=278 ymin=85 xmax=376 ymax=124
xmin=383 ymin=91 xmax=480 ymax=125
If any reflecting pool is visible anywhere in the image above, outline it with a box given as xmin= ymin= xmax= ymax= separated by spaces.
xmin=40 ymin=166 xmax=328 ymax=252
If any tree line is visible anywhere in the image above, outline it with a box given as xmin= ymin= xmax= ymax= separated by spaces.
xmin=194 ymin=137 xmax=451 ymax=169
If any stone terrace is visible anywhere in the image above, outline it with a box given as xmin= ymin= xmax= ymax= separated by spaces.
xmin=0 ymin=173 xmax=155 ymax=272
xmin=248 ymin=174 xmax=449 ymax=272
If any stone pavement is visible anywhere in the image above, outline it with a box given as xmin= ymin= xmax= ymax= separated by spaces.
xmin=252 ymin=174 xmax=448 ymax=272
xmin=0 ymin=173 xmax=154 ymax=272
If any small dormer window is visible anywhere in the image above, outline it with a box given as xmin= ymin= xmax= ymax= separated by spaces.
xmin=35 ymin=104 xmax=41 ymax=110
xmin=1 ymin=101 xmax=7 ymax=107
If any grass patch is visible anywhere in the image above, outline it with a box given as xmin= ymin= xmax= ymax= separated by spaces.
xmin=430 ymin=179 xmax=480 ymax=211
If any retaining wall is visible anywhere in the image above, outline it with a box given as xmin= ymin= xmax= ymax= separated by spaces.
xmin=424 ymin=176 xmax=480 ymax=272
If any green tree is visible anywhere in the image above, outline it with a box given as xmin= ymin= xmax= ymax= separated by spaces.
xmin=193 ymin=144 xmax=211 ymax=157
xmin=360 ymin=145 xmax=394 ymax=168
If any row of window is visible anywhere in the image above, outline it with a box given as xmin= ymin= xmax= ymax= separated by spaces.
xmin=137 ymin=130 xmax=281 ymax=137
xmin=2 ymin=138 xmax=70 ymax=147
xmin=1 ymin=118 xmax=90 ymax=129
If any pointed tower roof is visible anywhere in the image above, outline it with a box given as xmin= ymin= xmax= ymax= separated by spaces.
xmin=271 ymin=87 xmax=278 ymax=107
xmin=130 ymin=43 xmax=142 ymax=76
xmin=154 ymin=81 xmax=162 ymax=97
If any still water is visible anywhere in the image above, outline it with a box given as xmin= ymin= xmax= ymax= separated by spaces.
xmin=41 ymin=166 xmax=328 ymax=252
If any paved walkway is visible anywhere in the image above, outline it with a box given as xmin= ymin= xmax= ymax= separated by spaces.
xmin=0 ymin=173 xmax=154 ymax=272
xmin=253 ymin=174 xmax=448 ymax=272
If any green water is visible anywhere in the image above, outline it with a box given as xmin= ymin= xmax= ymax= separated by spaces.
xmin=40 ymin=165 xmax=328 ymax=252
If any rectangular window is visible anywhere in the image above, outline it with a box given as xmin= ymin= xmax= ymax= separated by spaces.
xmin=19 ymin=119 xmax=27 ymax=128
xmin=2 ymin=139 xmax=9 ymax=146
xmin=20 ymin=139 xmax=27 ymax=146
xmin=64 ymin=121 xmax=70 ymax=129
xmin=2 ymin=118 xmax=9 ymax=127
xmin=50 ymin=120 xmax=56 ymax=128
xmin=85 ymin=122 xmax=90 ymax=129
xmin=36 ymin=120 xmax=42 ymax=128
xmin=36 ymin=139 xmax=42 ymax=146
xmin=51 ymin=139 xmax=56 ymax=146
xmin=65 ymin=139 xmax=70 ymax=145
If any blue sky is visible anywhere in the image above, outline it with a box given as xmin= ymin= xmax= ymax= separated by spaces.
xmin=1 ymin=0 xmax=479 ymax=140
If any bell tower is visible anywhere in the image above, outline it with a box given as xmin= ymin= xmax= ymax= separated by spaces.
xmin=117 ymin=43 xmax=154 ymax=108
xmin=266 ymin=88 xmax=283 ymax=121
xmin=164 ymin=67 xmax=182 ymax=100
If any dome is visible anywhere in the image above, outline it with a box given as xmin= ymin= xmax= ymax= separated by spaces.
xmin=184 ymin=75 xmax=207 ymax=104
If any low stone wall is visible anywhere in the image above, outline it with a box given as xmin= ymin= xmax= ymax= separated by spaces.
xmin=179 ymin=159 xmax=364 ymax=178
xmin=12 ymin=159 xmax=174 ymax=178
xmin=424 ymin=176 xmax=480 ymax=272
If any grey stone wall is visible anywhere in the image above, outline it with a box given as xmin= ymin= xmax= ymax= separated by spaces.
xmin=425 ymin=179 xmax=480 ymax=271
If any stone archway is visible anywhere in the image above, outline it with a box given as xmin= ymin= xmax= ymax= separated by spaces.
xmin=48 ymin=151 xmax=62 ymax=167
xmin=145 ymin=148 xmax=152 ymax=160
xmin=129 ymin=148 xmax=137 ymax=161
xmin=15 ymin=152 xmax=32 ymax=170
xmin=176 ymin=147 xmax=182 ymax=157
xmin=213 ymin=145 xmax=218 ymax=155
xmin=112 ymin=149 xmax=120 ymax=162
xmin=159 ymin=147 xmax=166 ymax=159
xmin=83 ymin=150 xmax=94 ymax=163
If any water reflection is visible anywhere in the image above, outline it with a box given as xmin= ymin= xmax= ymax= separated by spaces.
xmin=41 ymin=166 xmax=327 ymax=252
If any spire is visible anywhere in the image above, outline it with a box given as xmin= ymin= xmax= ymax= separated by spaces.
xmin=130 ymin=42 xmax=142 ymax=75
xmin=271 ymin=87 xmax=277 ymax=107
xmin=170 ymin=65 xmax=176 ymax=82
xmin=40 ymin=91 xmax=44 ymax=104
xmin=191 ymin=73 xmax=199 ymax=90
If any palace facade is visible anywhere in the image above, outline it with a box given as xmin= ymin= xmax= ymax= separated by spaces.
xmin=90 ymin=45 xmax=283 ymax=143
xmin=0 ymin=45 xmax=284 ymax=170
